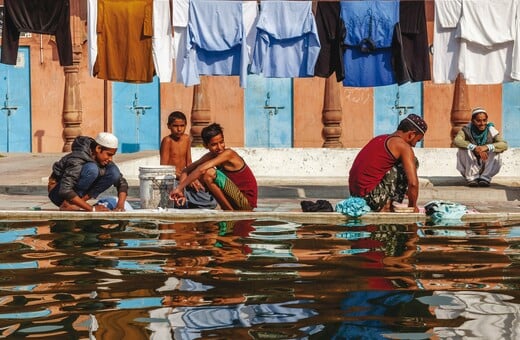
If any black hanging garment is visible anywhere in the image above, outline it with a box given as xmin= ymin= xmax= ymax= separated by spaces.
xmin=314 ymin=1 xmax=346 ymax=81
xmin=1 ymin=0 xmax=72 ymax=66
xmin=393 ymin=0 xmax=431 ymax=84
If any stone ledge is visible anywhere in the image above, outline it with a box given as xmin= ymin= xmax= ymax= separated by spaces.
xmin=118 ymin=148 xmax=520 ymax=180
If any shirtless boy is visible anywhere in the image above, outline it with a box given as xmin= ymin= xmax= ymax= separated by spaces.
xmin=169 ymin=123 xmax=257 ymax=211
xmin=160 ymin=111 xmax=192 ymax=178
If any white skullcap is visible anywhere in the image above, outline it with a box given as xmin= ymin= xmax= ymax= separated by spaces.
xmin=471 ymin=107 xmax=487 ymax=118
xmin=95 ymin=132 xmax=119 ymax=149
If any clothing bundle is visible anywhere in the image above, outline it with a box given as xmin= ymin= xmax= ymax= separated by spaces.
xmin=424 ymin=200 xmax=467 ymax=225
xmin=81 ymin=0 xmax=431 ymax=85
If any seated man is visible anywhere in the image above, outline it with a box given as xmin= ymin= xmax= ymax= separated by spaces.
xmin=169 ymin=123 xmax=257 ymax=211
xmin=453 ymin=107 xmax=508 ymax=187
xmin=48 ymin=132 xmax=129 ymax=211
xmin=348 ymin=114 xmax=427 ymax=213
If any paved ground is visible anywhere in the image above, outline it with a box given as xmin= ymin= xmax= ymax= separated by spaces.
xmin=0 ymin=153 xmax=519 ymax=222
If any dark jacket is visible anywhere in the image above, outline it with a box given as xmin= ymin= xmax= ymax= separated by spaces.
xmin=50 ymin=136 xmax=128 ymax=201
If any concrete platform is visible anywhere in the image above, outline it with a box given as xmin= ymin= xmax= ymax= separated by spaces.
xmin=0 ymin=150 xmax=519 ymax=224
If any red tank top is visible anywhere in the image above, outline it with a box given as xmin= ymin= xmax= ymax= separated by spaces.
xmin=221 ymin=163 xmax=258 ymax=208
xmin=348 ymin=134 xmax=397 ymax=197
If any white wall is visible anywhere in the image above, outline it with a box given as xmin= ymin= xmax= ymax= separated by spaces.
xmin=118 ymin=148 xmax=519 ymax=182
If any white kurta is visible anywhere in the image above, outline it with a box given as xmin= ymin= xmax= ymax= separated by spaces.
xmin=153 ymin=0 xmax=174 ymax=82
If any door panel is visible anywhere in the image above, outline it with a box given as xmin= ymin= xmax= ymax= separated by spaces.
xmin=0 ymin=47 xmax=31 ymax=152
xmin=112 ymin=78 xmax=160 ymax=153
xmin=502 ymin=82 xmax=520 ymax=147
xmin=374 ymin=82 xmax=423 ymax=147
xmin=245 ymin=75 xmax=293 ymax=147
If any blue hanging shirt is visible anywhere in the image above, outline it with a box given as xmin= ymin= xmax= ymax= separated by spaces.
xmin=250 ymin=0 xmax=321 ymax=78
xmin=182 ymin=0 xmax=249 ymax=87
xmin=340 ymin=0 xmax=399 ymax=87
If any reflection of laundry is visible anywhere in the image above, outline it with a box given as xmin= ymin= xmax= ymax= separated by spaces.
xmin=148 ymin=307 xmax=172 ymax=340
xmin=335 ymin=291 xmax=415 ymax=338
xmin=248 ymin=221 xmax=300 ymax=240
xmin=247 ymin=243 xmax=295 ymax=259
xmin=424 ymin=291 xmax=520 ymax=339
xmin=168 ymin=301 xmax=319 ymax=339
xmin=156 ymin=277 xmax=213 ymax=292
xmin=336 ymin=231 xmax=371 ymax=240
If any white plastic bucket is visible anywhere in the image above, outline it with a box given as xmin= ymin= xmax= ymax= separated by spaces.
xmin=139 ymin=165 xmax=176 ymax=209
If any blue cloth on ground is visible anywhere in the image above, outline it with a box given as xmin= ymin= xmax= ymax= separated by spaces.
xmin=424 ymin=200 xmax=467 ymax=224
xmin=97 ymin=197 xmax=134 ymax=211
xmin=335 ymin=197 xmax=371 ymax=217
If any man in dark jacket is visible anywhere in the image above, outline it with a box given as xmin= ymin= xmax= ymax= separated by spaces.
xmin=48 ymin=132 xmax=129 ymax=211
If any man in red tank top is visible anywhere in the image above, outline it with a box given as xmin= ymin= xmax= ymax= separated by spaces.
xmin=349 ymin=114 xmax=427 ymax=213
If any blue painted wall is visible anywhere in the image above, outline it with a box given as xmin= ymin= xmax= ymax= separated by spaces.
xmin=245 ymin=75 xmax=293 ymax=147
xmin=374 ymin=82 xmax=423 ymax=147
xmin=112 ymin=78 xmax=160 ymax=153
xmin=502 ymin=82 xmax=520 ymax=147
xmin=0 ymin=47 xmax=31 ymax=152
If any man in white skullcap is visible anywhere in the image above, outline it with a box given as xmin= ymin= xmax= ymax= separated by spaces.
xmin=48 ymin=132 xmax=129 ymax=211
xmin=453 ymin=107 xmax=508 ymax=187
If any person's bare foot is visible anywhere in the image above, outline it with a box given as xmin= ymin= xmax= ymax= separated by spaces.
xmin=380 ymin=200 xmax=393 ymax=212
xmin=59 ymin=201 xmax=82 ymax=211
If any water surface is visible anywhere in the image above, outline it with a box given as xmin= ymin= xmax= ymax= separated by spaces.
xmin=0 ymin=218 xmax=518 ymax=339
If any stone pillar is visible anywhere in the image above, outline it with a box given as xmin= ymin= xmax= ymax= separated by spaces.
xmin=450 ymin=73 xmax=471 ymax=144
xmin=321 ymin=74 xmax=343 ymax=148
xmin=190 ymin=77 xmax=211 ymax=146
xmin=62 ymin=0 xmax=84 ymax=151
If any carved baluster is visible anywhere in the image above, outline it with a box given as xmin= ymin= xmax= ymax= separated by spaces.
xmin=190 ymin=77 xmax=211 ymax=146
xmin=62 ymin=0 xmax=84 ymax=151
xmin=450 ymin=73 xmax=471 ymax=144
xmin=322 ymin=74 xmax=343 ymax=148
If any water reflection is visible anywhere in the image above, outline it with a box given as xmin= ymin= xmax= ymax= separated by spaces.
xmin=0 ymin=219 xmax=517 ymax=338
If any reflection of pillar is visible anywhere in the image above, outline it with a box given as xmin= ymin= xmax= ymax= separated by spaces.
xmin=322 ymin=74 xmax=343 ymax=148
xmin=190 ymin=77 xmax=211 ymax=146
xmin=62 ymin=0 xmax=83 ymax=152
xmin=450 ymin=73 xmax=471 ymax=144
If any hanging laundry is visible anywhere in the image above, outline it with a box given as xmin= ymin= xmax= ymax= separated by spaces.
xmin=432 ymin=0 xmax=461 ymax=83
xmin=172 ymin=0 xmax=190 ymax=84
xmin=181 ymin=0 xmax=256 ymax=88
xmin=1 ymin=0 xmax=72 ymax=66
xmin=433 ymin=0 xmax=517 ymax=84
xmin=152 ymin=0 xmax=174 ymax=83
xmin=87 ymin=0 xmax=97 ymax=76
xmin=458 ymin=0 xmax=516 ymax=84
xmin=250 ymin=0 xmax=320 ymax=79
xmin=340 ymin=0 xmax=401 ymax=87
xmin=394 ymin=0 xmax=431 ymax=84
xmin=314 ymin=1 xmax=346 ymax=82
xmin=94 ymin=0 xmax=155 ymax=83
